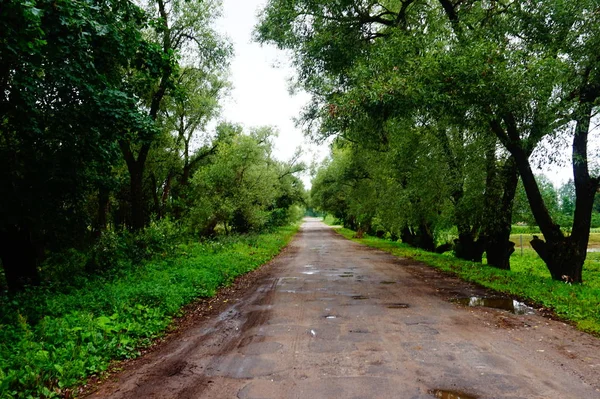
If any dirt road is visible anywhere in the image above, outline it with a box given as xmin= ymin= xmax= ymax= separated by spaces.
xmin=89 ymin=218 xmax=600 ymax=398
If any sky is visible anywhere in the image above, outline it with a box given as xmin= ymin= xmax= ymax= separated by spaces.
xmin=214 ymin=0 xmax=327 ymax=187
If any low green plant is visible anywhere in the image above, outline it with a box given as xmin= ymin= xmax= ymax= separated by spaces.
xmin=0 ymin=225 xmax=298 ymax=398
xmin=333 ymin=227 xmax=600 ymax=336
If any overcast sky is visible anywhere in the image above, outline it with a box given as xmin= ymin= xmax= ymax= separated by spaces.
xmin=215 ymin=0 xmax=327 ymax=187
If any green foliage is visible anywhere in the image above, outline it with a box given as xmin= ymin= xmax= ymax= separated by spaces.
xmin=334 ymin=227 xmax=600 ymax=336
xmin=187 ymin=125 xmax=306 ymax=235
xmin=0 ymin=225 xmax=298 ymax=398
xmin=513 ymin=176 xmax=560 ymax=226
xmin=257 ymin=0 xmax=600 ymax=279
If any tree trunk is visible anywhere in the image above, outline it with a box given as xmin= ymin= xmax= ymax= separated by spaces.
xmin=454 ymin=232 xmax=485 ymax=262
xmin=530 ymin=237 xmax=584 ymax=282
xmin=119 ymin=141 xmax=150 ymax=231
xmin=502 ymin=103 xmax=597 ymax=282
xmin=483 ymin=155 xmax=518 ymax=270
xmin=0 ymin=227 xmax=40 ymax=292
xmin=401 ymin=223 xmax=435 ymax=251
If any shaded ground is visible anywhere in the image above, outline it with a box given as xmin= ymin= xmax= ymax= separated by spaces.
xmin=88 ymin=218 xmax=600 ymax=399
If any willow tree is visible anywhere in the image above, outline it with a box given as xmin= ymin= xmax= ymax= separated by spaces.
xmin=256 ymin=0 xmax=518 ymax=268
xmin=257 ymin=0 xmax=600 ymax=281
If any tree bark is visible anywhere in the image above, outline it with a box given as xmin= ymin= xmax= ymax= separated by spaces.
xmin=454 ymin=232 xmax=485 ymax=262
xmin=401 ymin=223 xmax=435 ymax=251
xmin=119 ymin=141 xmax=151 ymax=231
xmin=482 ymin=153 xmax=518 ymax=270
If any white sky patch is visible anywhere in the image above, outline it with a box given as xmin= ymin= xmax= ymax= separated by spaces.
xmin=215 ymin=0 xmax=329 ymax=188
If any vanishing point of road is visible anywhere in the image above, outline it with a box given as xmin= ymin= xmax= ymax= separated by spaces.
xmin=89 ymin=218 xmax=600 ymax=399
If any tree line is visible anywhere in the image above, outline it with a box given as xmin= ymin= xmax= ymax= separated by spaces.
xmin=0 ymin=0 xmax=305 ymax=292
xmin=256 ymin=0 xmax=600 ymax=282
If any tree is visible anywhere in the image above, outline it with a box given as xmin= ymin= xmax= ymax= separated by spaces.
xmin=118 ymin=0 xmax=230 ymax=230
xmin=188 ymin=126 xmax=305 ymax=235
xmin=256 ymin=0 xmax=518 ymax=268
xmin=257 ymin=0 xmax=600 ymax=281
xmin=0 ymin=0 xmax=154 ymax=291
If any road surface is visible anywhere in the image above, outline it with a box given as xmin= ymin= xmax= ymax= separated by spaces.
xmin=89 ymin=218 xmax=600 ymax=398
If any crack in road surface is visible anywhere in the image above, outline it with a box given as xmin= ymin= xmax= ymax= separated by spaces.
xmin=88 ymin=218 xmax=600 ymax=398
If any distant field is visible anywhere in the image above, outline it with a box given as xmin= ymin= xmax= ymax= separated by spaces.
xmin=510 ymin=232 xmax=600 ymax=250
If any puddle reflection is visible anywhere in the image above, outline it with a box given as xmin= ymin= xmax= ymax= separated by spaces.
xmin=453 ymin=297 xmax=534 ymax=315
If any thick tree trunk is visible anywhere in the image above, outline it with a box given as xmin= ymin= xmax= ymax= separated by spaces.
xmin=483 ymin=156 xmax=518 ymax=270
xmin=530 ymin=237 xmax=584 ymax=282
xmin=401 ymin=223 xmax=435 ymax=251
xmin=129 ymin=162 xmax=146 ymax=231
xmin=454 ymin=232 xmax=485 ymax=262
xmin=119 ymin=141 xmax=151 ymax=231
xmin=0 ymin=227 xmax=40 ymax=292
xmin=501 ymin=103 xmax=597 ymax=282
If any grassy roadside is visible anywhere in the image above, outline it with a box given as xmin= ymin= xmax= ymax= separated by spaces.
xmin=325 ymin=222 xmax=600 ymax=337
xmin=0 ymin=225 xmax=298 ymax=399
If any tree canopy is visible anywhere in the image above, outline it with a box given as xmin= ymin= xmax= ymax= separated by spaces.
xmin=257 ymin=0 xmax=600 ymax=282
xmin=0 ymin=0 xmax=306 ymax=292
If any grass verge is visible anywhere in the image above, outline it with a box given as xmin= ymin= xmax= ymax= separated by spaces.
xmin=330 ymin=225 xmax=600 ymax=337
xmin=0 ymin=225 xmax=298 ymax=399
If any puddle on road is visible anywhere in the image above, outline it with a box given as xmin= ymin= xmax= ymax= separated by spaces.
xmin=387 ymin=303 xmax=409 ymax=309
xmin=429 ymin=389 xmax=478 ymax=399
xmin=340 ymin=274 xmax=354 ymax=278
xmin=302 ymin=271 xmax=318 ymax=275
xmin=324 ymin=315 xmax=337 ymax=319
xmin=452 ymin=297 xmax=534 ymax=315
xmin=349 ymin=329 xmax=369 ymax=334
xmin=380 ymin=281 xmax=396 ymax=285
xmin=351 ymin=295 xmax=369 ymax=300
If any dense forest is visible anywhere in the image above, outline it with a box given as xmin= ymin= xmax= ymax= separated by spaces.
xmin=0 ymin=0 xmax=305 ymax=293
xmin=256 ymin=0 xmax=600 ymax=283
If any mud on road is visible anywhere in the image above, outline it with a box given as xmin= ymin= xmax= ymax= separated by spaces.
xmin=88 ymin=218 xmax=600 ymax=399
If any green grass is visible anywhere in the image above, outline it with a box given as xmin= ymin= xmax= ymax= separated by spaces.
xmin=332 ymin=226 xmax=600 ymax=337
xmin=0 ymin=225 xmax=298 ymax=399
